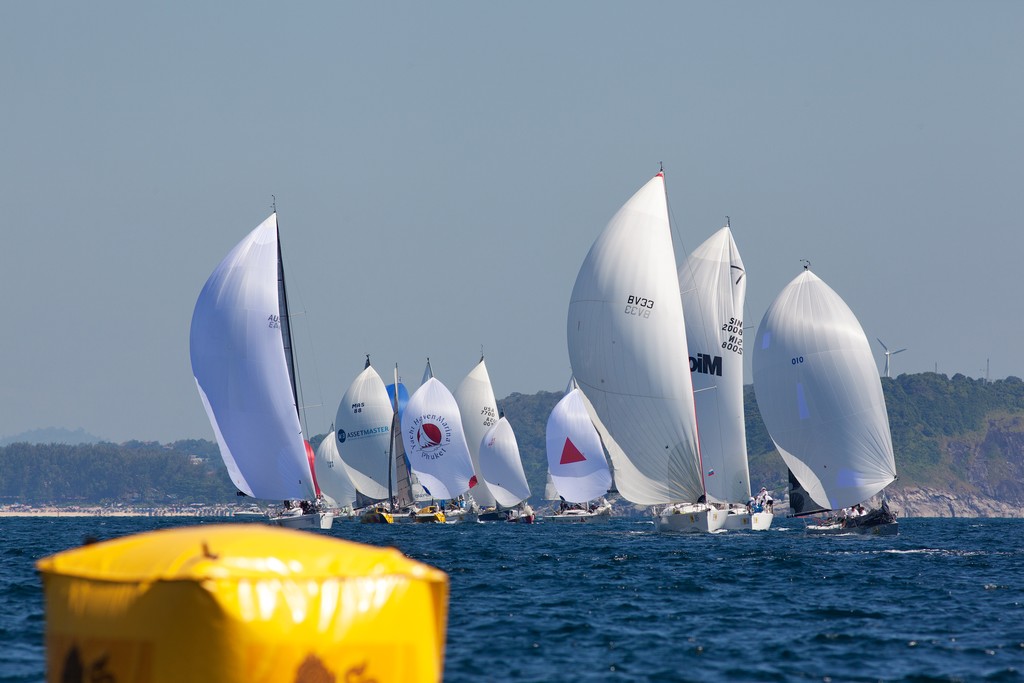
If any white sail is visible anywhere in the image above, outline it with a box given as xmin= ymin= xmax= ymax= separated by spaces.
xmin=314 ymin=431 xmax=356 ymax=508
xmin=545 ymin=388 xmax=612 ymax=504
xmin=334 ymin=364 xmax=394 ymax=501
xmin=401 ymin=377 xmax=477 ymax=500
xmin=680 ymin=226 xmax=751 ymax=504
xmin=567 ymin=173 xmax=704 ymax=505
xmin=479 ymin=417 xmax=531 ymax=507
xmin=543 ymin=472 xmax=560 ymax=501
xmin=189 ymin=214 xmax=314 ymax=501
xmin=453 ymin=358 xmax=498 ymax=508
xmin=753 ymin=268 xmax=897 ymax=512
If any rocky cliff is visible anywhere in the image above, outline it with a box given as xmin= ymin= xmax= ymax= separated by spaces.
xmin=877 ymin=486 xmax=1023 ymax=519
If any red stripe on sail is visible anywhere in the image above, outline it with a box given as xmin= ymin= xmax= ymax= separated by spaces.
xmin=304 ymin=440 xmax=322 ymax=498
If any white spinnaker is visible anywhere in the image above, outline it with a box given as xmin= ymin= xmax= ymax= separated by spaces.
xmin=334 ymin=364 xmax=394 ymax=501
xmin=453 ymin=359 xmax=498 ymax=508
xmin=401 ymin=377 xmax=477 ymax=500
xmin=190 ymin=214 xmax=314 ymax=501
xmin=314 ymin=431 xmax=356 ymax=508
xmin=567 ymin=173 xmax=703 ymax=505
xmin=680 ymin=226 xmax=751 ymax=504
xmin=479 ymin=417 xmax=531 ymax=507
xmin=753 ymin=269 xmax=897 ymax=511
xmin=545 ymin=388 xmax=612 ymax=504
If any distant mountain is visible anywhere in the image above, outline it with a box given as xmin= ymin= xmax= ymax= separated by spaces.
xmin=1 ymin=427 xmax=105 ymax=447
xmin=4 ymin=373 xmax=1024 ymax=515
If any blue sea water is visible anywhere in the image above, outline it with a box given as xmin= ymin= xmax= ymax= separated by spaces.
xmin=2 ymin=516 xmax=1023 ymax=682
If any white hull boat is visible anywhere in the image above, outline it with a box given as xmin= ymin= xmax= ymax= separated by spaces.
xmin=722 ymin=507 xmax=774 ymax=531
xmin=269 ymin=508 xmax=334 ymax=530
xmin=753 ymin=266 xmax=899 ymax=536
xmin=190 ymin=212 xmax=331 ymax=527
xmin=567 ymin=172 xmax=712 ymax=531
xmin=680 ymin=224 xmax=772 ymax=530
xmin=542 ymin=503 xmax=612 ymax=524
xmin=656 ymin=503 xmax=727 ymax=533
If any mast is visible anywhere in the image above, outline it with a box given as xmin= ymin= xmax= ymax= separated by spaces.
xmin=275 ymin=213 xmax=301 ymax=427
xmin=388 ymin=363 xmax=398 ymax=511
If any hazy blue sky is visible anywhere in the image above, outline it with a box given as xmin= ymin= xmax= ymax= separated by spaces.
xmin=2 ymin=2 xmax=1021 ymax=443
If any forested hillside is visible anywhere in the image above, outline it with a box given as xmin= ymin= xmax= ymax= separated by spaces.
xmin=3 ymin=373 xmax=1023 ymax=508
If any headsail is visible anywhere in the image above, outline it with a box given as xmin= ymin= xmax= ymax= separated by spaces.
xmin=566 ymin=173 xmax=703 ymax=505
xmin=189 ymin=214 xmax=314 ymax=501
xmin=753 ymin=268 xmax=897 ymax=513
xmin=679 ymin=226 xmax=751 ymax=504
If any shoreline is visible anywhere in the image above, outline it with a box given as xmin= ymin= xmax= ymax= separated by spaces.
xmin=0 ymin=504 xmax=262 ymax=518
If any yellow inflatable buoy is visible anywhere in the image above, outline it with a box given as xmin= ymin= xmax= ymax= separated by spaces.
xmin=36 ymin=523 xmax=448 ymax=683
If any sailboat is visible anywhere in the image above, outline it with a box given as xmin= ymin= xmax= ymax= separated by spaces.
xmin=542 ymin=383 xmax=613 ymax=523
xmin=479 ymin=414 xmax=535 ymax=522
xmin=313 ymin=426 xmax=356 ymax=518
xmin=567 ymin=171 xmax=724 ymax=532
xmin=332 ymin=357 xmax=398 ymax=524
xmin=401 ymin=369 xmax=478 ymax=523
xmin=753 ymin=264 xmax=899 ymax=535
xmin=453 ymin=356 xmax=500 ymax=517
xmin=189 ymin=212 xmax=333 ymax=530
xmin=679 ymin=224 xmax=772 ymax=531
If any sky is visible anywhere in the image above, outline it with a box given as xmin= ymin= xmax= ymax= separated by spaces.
xmin=2 ymin=2 xmax=1021 ymax=444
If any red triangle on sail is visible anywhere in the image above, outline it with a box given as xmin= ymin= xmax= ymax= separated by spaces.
xmin=469 ymin=475 xmax=478 ymax=488
xmin=560 ymin=438 xmax=587 ymax=465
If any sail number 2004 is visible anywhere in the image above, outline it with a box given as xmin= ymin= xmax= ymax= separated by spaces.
xmin=625 ymin=295 xmax=654 ymax=318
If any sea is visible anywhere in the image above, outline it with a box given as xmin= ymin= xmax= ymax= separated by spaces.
xmin=2 ymin=515 xmax=1023 ymax=683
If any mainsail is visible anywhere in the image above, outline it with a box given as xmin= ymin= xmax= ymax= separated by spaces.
xmin=566 ymin=172 xmax=704 ymax=505
xmin=679 ymin=226 xmax=751 ymax=505
xmin=190 ymin=214 xmax=315 ymax=501
xmin=401 ymin=377 xmax=477 ymax=500
xmin=753 ymin=268 xmax=897 ymax=513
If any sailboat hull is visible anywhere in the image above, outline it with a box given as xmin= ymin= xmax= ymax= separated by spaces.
xmin=722 ymin=510 xmax=775 ymax=531
xmin=541 ymin=502 xmax=612 ymax=524
xmin=656 ymin=504 xmax=727 ymax=533
xmin=269 ymin=511 xmax=334 ymax=530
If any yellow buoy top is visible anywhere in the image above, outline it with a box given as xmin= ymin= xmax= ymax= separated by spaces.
xmin=36 ymin=523 xmax=443 ymax=583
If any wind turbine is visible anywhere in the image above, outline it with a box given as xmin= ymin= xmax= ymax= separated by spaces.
xmin=876 ymin=338 xmax=907 ymax=378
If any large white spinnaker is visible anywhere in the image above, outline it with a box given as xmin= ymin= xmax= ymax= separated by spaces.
xmin=453 ymin=358 xmax=498 ymax=508
xmin=753 ymin=268 xmax=897 ymax=512
xmin=566 ymin=173 xmax=704 ymax=505
xmin=314 ymin=429 xmax=356 ymax=509
xmin=479 ymin=417 xmax=531 ymax=508
xmin=189 ymin=214 xmax=315 ymax=501
xmin=401 ymin=377 xmax=477 ymax=501
xmin=334 ymin=363 xmax=394 ymax=501
xmin=680 ymin=226 xmax=751 ymax=505
xmin=545 ymin=388 xmax=612 ymax=504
